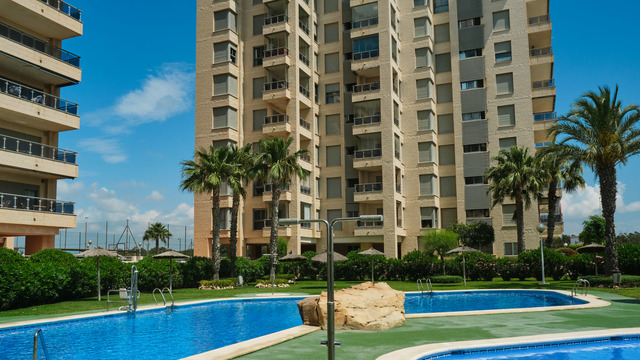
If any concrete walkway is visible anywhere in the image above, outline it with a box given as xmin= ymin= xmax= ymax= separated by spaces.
xmin=237 ymin=291 xmax=640 ymax=359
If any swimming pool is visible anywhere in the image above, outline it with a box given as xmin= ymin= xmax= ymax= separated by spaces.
xmin=404 ymin=290 xmax=587 ymax=315
xmin=0 ymin=297 xmax=303 ymax=360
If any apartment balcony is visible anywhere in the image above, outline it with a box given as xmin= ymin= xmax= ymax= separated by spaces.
xmin=533 ymin=112 xmax=557 ymax=132
xmin=354 ymin=182 xmax=383 ymax=203
xmin=0 ymin=78 xmax=79 ymax=132
xmin=0 ymin=133 xmax=77 ymax=178
xmin=298 ymin=118 xmax=312 ymax=139
xmin=262 ymin=113 xmax=291 ymax=136
xmin=259 ymin=219 xmax=293 ymax=237
xmin=298 ymin=85 xmax=312 ymax=108
xmin=351 ymin=82 xmax=380 ymax=102
xmin=262 ymin=183 xmax=291 ymax=202
xmin=349 ymin=17 xmax=379 ymax=38
xmin=300 ymin=185 xmax=311 ymax=196
xmin=530 ymin=47 xmax=554 ymax=82
xmin=298 ymin=152 xmax=313 ymax=171
xmin=0 ymin=191 xmax=75 ymax=229
xmin=263 ymin=14 xmax=290 ymax=35
xmin=298 ymin=52 xmax=310 ymax=68
xmin=298 ymin=21 xmax=310 ymax=37
xmin=262 ymin=47 xmax=290 ymax=68
xmin=0 ymin=22 xmax=81 ymax=85
xmin=354 ymin=219 xmax=384 ymax=237
xmin=353 ymin=148 xmax=382 ymax=170
xmin=0 ymin=0 xmax=82 ymax=40
xmin=350 ymin=49 xmax=380 ymax=73
xmin=528 ymin=14 xmax=551 ymax=33
xmin=262 ymin=80 xmax=291 ymax=104
xmin=539 ymin=213 xmax=563 ymax=224
xmin=350 ymin=114 xmax=380 ymax=136
xmin=532 ymin=79 xmax=556 ymax=98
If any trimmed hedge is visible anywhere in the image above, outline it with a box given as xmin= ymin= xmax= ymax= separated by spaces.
xmin=428 ymin=275 xmax=463 ymax=283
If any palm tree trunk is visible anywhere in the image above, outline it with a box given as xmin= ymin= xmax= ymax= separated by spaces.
xmin=156 ymin=236 xmax=160 ymax=255
xmin=599 ymin=163 xmax=619 ymax=275
xmin=269 ymin=184 xmax=281 ymax=285
xmin=441 ymin=256 xmax=446 ymax=275
xmin=212 ymin=188 xmax=221 ymax=281
xmin=516 ymin=190 xmax=526 ymax=254
xmin=229 ymin=193 xmax=240 ymax=279
xmin=545 ymin=179 xmax=558 ymax=248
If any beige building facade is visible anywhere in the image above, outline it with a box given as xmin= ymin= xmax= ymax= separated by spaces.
xmin=194 ymin=0 xmax=560 ymax=259
xmin=0 ymin=0 xmax=81 ymax=254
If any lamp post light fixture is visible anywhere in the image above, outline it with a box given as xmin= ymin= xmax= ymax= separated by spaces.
xmin=138 ymin=242 xmax=143 ymax=258
xmin=536 ymin=223 xmax=548 ymax=285
xmin=84 ymin=216 xmax=88 ymax=249
xmin=87 ymin=240 xmax=92 ymax=249
xmin=280 ymin=214 xmax=383 ymax=360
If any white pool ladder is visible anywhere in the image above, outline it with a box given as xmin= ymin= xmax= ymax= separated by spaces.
xmin=571 ymin=278 xmax=590 ymax=297
xmin=417 ymin=278 xmax=433 ymax=295
xmin=33 ymin=329 xmax=50 ymax=360
xmin=152 ymin=287 xmax=175 ymax=307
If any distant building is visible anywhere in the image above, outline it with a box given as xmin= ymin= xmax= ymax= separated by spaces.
xmin=0 ymin=0 xmax=82 ymax=253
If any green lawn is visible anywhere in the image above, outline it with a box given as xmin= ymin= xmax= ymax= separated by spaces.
xmin=2 ymin=278 xmax=633 ymax=325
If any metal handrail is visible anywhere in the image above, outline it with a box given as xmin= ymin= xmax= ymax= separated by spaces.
xmin=532 ymin=79 xmax=555 ymax=89
xmin=264 ymin=183 xmax=290 ymax=192
xmin=263 ymin=47 xmax=288 ymax=58
xmin=533 ymin=112 xmax=556 ymax=121
xmin=356 ymin=220 xmax=383 ymax=227
xmin=152 ymin=288 xmax=167 ymax=305
xmin=299 ymin=153 xmax=311 ymax=163
xmin=0 ymin=22 xmax=80 ymax=67
xmin=352 ymin=82 xmax=380 ymax=93
xmin=38 ymin=0 xmax=82 ymax=21
xmin=352 ymin=49 xmax=379 ymax=61
xmin=426 ymin=278 xmax=432 ymax=293
xmin=1 ymin=133 xmax=77 ymax=164
xmin=299 ymin=118 xmax=311 ymax=130
xmin=263 ymin=114 xmax=289 ymax=125
xmin=163 ymin=287 xmax=175 ymax=306
xmin=299 ymin=21 xmax=310 ymax=34
xmin=417 ymin=279 xmax=423 ymax=294
xmin=299 ymin=53 xmax=310 ymax=66
xmin=352 ymin=17 xmax=378 ymax=29
xmin=299 ymin=85 xmax=310 ymax=98
xmin=571 ymin=278 xmax=590 ymax=297
xmin=264 ymin=14 xmax=288 ymax=26
xmin=528 ymin=14 xmax=550 ymax=25
xmin=0 ymin=77 xmax=79 ymax=115
xmin=355 ymin=182 xmax=382 ymax=193
xmin=530 ymin=46 xmax=552 ymax=57
xmin=0 ymin=192 xmax=74 ymax=214
xmin=33 ymin=329 xmax=50 ymax=360
xmin=354 ymin=148 xmax=382 ymax=159
xmin=300 ymin=185 xmax=311 ymax=194
xmin=353 ymin=115 xmax=381 ymax=126
xmin=264 ymin=80 xmax=289 ymax=91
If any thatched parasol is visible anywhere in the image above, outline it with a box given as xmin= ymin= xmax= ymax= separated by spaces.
xmin=311 ymin=251 xmax=348 ymax=263
xmin=153 ymin=250 xmax=191 ymax=291
xmin=577 ymin=243 xmax=605 ymax=275
xmin=278 ymin=251 xmax=308 ymax=280
xmin=358 ymin=247 xmax=385 ymax=283
xmin=76 ymin=247 xmax=121 ymax=301
xmin=446 ymin=246 xmax=480 ymax=286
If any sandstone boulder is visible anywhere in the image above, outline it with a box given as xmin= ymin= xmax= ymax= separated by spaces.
xmin=297 ymin=282 xmax=405 ymax=331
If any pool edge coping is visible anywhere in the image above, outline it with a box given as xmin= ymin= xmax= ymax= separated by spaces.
xmin=376 ymin=327 xmax=640 ymax=360
xmin=404 ymin=289 xmax=610 ymax=318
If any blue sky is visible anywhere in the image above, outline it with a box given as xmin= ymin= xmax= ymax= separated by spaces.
xmin=55 ymin=1 xmax=640 ymax=238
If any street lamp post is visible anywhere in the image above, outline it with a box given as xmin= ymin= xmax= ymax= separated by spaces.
xmin=536 ymin=223 xmax=548 ymax=285
xmin=280 ymin=214 xmax=383 ymax=360
xmin=84 ymin=217 xmax=88 ymax=249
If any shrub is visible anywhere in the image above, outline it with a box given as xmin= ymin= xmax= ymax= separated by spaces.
xmin=618 ymin=243 xmax=640 ymax=275
xmin=518 ymin=248 xmax=566 ymax=281
xmin=236 ymin=256 xmax=268 ymax=282
xmin=256 ymin=278 xmax=289 ymax=286
xmin=199 ymin=279 xmax=235 ymax=289
xmin=181 ymin=256 xmax=213 ymax=287
xmin=565 ymin=254 xmax=591 ymax=280
xmin=461 ymin=252 xmax=495 ymax=281
xmin=29 ymin=249 xmax=78 ymax=265
xmin=556 ymin=247 xmax=578 ymax=257
xmin=496 ymin=257 xmax=517 ymax=281
xmin=402 ymin=250 xmax=437 ymax=281
xmin=0 ymin=248 xmax=29 ymax=310
xmin=135 ymin=255 xmax=182 ymax=292
xmin=79 ymin=256 xmax=128 ymax=296
xmin=427 ymin=275 xmax=463 ymax=283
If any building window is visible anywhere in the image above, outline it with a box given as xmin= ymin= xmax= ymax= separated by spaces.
xmin=327 ymin=209 xmax=343 ymax=230
xmin=498 ymin=105 xmax=516 ymax=127
xmin=253 ymin=46 xmax=264 ymax=66
xmin=461 ymin=79 xmax=484 ymax=90
xmin=464 ymin=176 xmax=486 ymax=185
xmin=463 ymin=143 xmax=487 ymax=153
xmin=438 ymin=114 xmax=453 ymax=134
xmin=324 ymin=0 xmax=338 ymax=13
xmin=502 ymin=204 xmax=516 ymax=226
xmin=324 ymin=23 xmax=339 ymax=43
xmin=417 ymin=110 xmax=434 ymax=131
xmin=434 ymin=23 xmax=450 ymax=43
xmin=214 ymin=10 xmax=237 ymax=32
xmin=213 ymin=74 xmax=237 ymax=96
xmin=440 ymin=176 xmax=456 ymax=197
xmin=420 ymin=207 xmax=438 ymax=228
xmin=460 ymin=48 xmax=482 ymax=59
xmin=495 ymin=41 xmax=512 ymax=63
xmin=499 ymin=137 xmax=517 ymax=151
xmin=352 ymin=2 xmax=378 ymax=29
xmin=301 ymin=203 xmax=312 ymax=227
xmin=414 ymin=17 xmax=431 ymax=38
xmin=253 ymin=209 xmax=268 ymax=230
xmin=352 ymin=35 xmax=379 ymax=60
xmin=436 ymin=83 xmax=452 ymax=103
xmin=392 ymin=37 xmax=398 ymax=62
xmin=327 ymin=177 xmax=342 ymax=198
xmin=418 ymin=142 xmax=435 ymax=163
xmin=467 ymin=209 xmax=490 ymax=218
xmin=419 ymin=174 xmax=437 ymax=196
xmin=416 ymin=79 xmax=433 ymax=100
xmin=493 ymin=10 xmax=510 ymax=31
xmin=435 ymin=53 xmax=451 ymax=73
xmin=325 ymin=83 xmax=340 ymax=104
xmin=214 ymin=42 xmax=237 ymax=64
xmin=325 ymin=53 xmax=339 ymax=73
xmin=253 ymin=77 xmax=265 ymax=99
xmin=458 ymin=17 xmax=480 ymax=28
xmin=326 ymin=114 xmax=340 ymax=135
xmin=462 ymin=111 xmax=485 ymax=121
xmin=415 ymin=48 xmax=433 ymax=68
xmin=253 ymin=109 xmax=267 ymax=131
xmin=326 ymin=145 xmax=341 ymax=166
xmin=496 ymin=73 xmax=514 ymax=95
xmin=253 ymin=14 xmax=265 ymax=35
xmin=504 ymin=242 xmax=517 ymax=256
xmin=218 ymin=208 xmax=231 ymax=230
xmin=213 ymin=107 xmax=237 ymax=129
xmin=414 ymin=0 xmax=427 ymax=7
xmin=315 ymin=145 xmax=320 ymax=166
xmin=394 ymin=134 xmax=401 ymax=160
xmin=433 ymin=0 xmax=448 ymax=14
xmin=439 ymin=145 xmax=455 ymax=165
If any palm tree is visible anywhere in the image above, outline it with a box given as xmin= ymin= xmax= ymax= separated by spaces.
xmin=179 ymin=145 xmax=233 ymax=281
xmin=536 ymin=145 xmax=585 ymax=247
xmin=143 ymin=222 xmax=172 ymax=255
xmin=251 ymin=137 xmax=308 ymax=286
xmin=486 ymin=146 xmax=545 ymax=254
xmin=227 ymin=144 xmax=254 ymax=279
xmin=550 ymin=85 xmax=640 ymax=275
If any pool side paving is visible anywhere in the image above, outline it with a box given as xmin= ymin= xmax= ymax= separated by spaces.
xmin=236 ymin=291 xmax=640 ymax=359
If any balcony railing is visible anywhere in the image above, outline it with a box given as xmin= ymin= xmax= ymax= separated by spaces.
xmin=535 ymin=142 xmax=552 ymax=148
xmin=396 ymin=183 xmax=401 ymax=193
xmin=39 ymin=0 xmax=82 ymax=21
xmin=355 ymin=182 xmax=382 ymax=193
xmin=530 ymin=46 xmax=552 ymax=57
xmin=540 ymin=213 xmax=563 ymax=223
xmin=354 ymin=148 xmax=382 ymax=159
xmin=534 ymin=112 xmax=557 ymax=121
xmin=1 ymin=134 xmax=77 ymax=164
xmin=299 ymin=153 xmax=311 ymax=163
xmin=395 ymin=150 xmax=401 ymax=160
xmin=397 ymin=217 xmax=402 ymax=227
xmin=299 ymin=118 xmax=311 ymax=130
xmin=263 ymin=47 xmax=288 ymax=58
xmin=299 ymin=85 xmax=310 ymax=98
xmin=263 ymin=80 xmax=289 ymax=91
xmin=300 ymin=185 xmax=311 ymax=195
xmin=353 ymin=115 xmax=381 ymax=126
xmin=356 ymin=220 xmax=383 ymax=227
xmin=352 ymin=17 xmax=378 ymax=29
xmin=352 ymin=82 xmax=380 ymax=93
xmin=263 ymin=114 xmax=289 ymax=125
xmin=0 ymin=22 xmax=80 ymax=67
xmin=0 ymin=77 xmax=79 ymax=115
xmin=528 ymin=14 xmax=551 ymax=25
xmin=532 ymin=79 xmax=555 ymax=89
xmin=264 ymin=183 xmax=290 ymax=192
xmin=0 ymin=192 xmax=74 ymax=214
xmin=299 ymin=53 xmax=310 ymax=66
xmin=264 ymin=14 xmax=289 ymax=26
xmin=352 ymin=49 xmax=379 ymax=61
xmin=299 ymin=21 xmax=310 ymax=35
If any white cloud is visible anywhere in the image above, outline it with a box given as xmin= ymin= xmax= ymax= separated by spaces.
xmin=616 ymin=183 xmax=640 ymax=213
xmin=57 ymin=180 xmax=84 ymax=199
xmin=561 ymin=184 xmax=601 ymax=219
xmin=146 ymin=190 xmax=164 ymax=201
xmin=77 ymin=137 xmax=127 ymax=163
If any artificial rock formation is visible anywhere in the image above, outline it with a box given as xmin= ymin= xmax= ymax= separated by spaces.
xmin=297 ymin=282 xmax=405 ymax=331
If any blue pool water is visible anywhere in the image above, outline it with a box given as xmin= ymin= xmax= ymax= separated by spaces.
xmin=0 ymin=298 xmax=303 ymax=360
xmin=419 ymin=336 xmax=640 ymax=360
xmin=404 ymin=290 xmax=585 ymax=314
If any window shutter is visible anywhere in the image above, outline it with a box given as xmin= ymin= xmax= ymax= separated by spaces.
xmin=440 ymin=176 xmax=456 ymax=197
xmin=416 ymin=79 xmax=430 ymax=100
xmin=418 ymin=142 xmax=434 ymax=163
xmin=253 ymin=77 xmax=265 ymax=99
xmin=253 ymin=109 xmax=267 ymax=131
xmin=438 ymin=114 xmax=453 ymax=134
xmin=435 ymin=53 xmax=451 ymax=73
xmin=325 ymin=23 xmax=339 ymax=43
xmin=227 ymin=108 xmax=237 ymax=129
xmin=496 ymin=73 xmax=514 ymax=94
xmin=326 ymin=114 xmax=340 ymax=135
xmin=417 ymin=110 xmax=433 ymax=131
xmin=415 ymin=48 xmax=428 ymax=68
xmin=414 ymin=17 xmax=428 ymax=37
xmin=326 ymin=178 xmax=342 ymax=198
xmin=498 ymin=105 xmax=515 ymax=126
xmin=436 ymin=83 xmax=453 ymax=103
xmin=439 ymin=145 xmax=455 ymax=165
xmin=214 ymin=11 xmax=228 ymax=31
xmin=434 ymin=23 xmax=450 ymax=43
xmin=213 ymin=75 xmax=227 ymax=95
xmin=499 ymin=137 xmax=517 ymax=150
xmin=502 ymin=204 xmax=516 ymax=225
xmin=213 ymin=107 xmax=227 ymax=128
xmin=494 ymin=41 xmax=511 ymax=54
xmin=326 ymin=145 xmax=341 ymax=166
xmin=493 ymin=10 xmax=510 ymax=31
xmin=325 ymin=53 xmax=339 ymax=73
xmin=324 ymin=0 xmax=338 ymax=13
xmin=253 ymin=15 xmax=265 ymax=35
xmin=214 ymin=43 xmax=228 ymax=63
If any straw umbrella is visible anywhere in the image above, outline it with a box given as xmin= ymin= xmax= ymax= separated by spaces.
xmin=311 ymin=251 xmax=348 ymax=262
xmin=75 ymin=247 xmax=121 ymax=301
xmin=278 ymin=251 xmax=308 ymax=280
xmin=446 ymin=246 xmax=480 ymax=286
xmin=358 ymin=247 xmax=385 ymax=283
xmin=153 ymin=250 xmax=191 ymax=291
xmin=577 ymin=243 xmax=606 ymax=275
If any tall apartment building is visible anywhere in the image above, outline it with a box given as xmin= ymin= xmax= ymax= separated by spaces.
xmin=0 ymin=0 xmax=81 ymax=254
xmin=194 ymin=0 xmax=560 ymax=259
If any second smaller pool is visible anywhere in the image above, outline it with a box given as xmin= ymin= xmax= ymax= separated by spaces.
xmin=404 ymin=290 xmax=586 ymax=314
